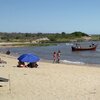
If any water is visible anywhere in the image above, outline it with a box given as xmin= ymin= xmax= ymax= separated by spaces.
xmin=0 ymin=41 xmax=100 ymax=65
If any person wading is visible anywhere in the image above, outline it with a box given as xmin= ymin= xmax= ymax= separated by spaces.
xmin=53 ymin=51 xmax=57 ymax=63
xmin=57 ymin=50 xmax=61 ymax=63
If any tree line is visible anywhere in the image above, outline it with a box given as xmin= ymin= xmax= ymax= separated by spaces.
xmin=0 ymin=31 xmax=99 ymax=42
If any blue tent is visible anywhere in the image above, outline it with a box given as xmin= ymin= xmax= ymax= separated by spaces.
xmin=18 ymin=53 xmax=40 ymax=63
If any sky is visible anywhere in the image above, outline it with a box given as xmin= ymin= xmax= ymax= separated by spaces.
xmin=0 ymin=0 xmax=100 ymax=34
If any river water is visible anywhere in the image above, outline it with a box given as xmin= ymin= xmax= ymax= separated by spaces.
xmin=0 ymin=41 xmax=100 ymax=65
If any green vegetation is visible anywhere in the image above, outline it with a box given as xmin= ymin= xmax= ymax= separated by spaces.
xmin=0 ymin=31 xmax=99 ymax=46
xmin=91 ymin=34 xmax=100 ymax=41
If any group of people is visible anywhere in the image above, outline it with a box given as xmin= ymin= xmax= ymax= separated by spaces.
xmin=89 ymin=43 xmax=95 ymax=47
xmin=75 ymin=43 xmax=96 ymax=48
xmin=53 ymin=50 xmax=61 ymax=63
xmin=75 ymin=43 xmax=81 ymax=48
xmin=17 ymin=61 xmax=38 ymax=68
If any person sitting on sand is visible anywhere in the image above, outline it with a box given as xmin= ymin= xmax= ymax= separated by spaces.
xmin=17 ymin=61 xmax=26 ymax=68
xmin=27 ymin=62 xmax=38 ymax=68
xmin=0 ymin=58 xmax=7 ymax=64
xmin=6 ymin=50 xmax=10 ymax=55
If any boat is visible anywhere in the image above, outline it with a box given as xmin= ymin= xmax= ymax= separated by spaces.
xmin=71 ymin=45 xmax=97 ymax=51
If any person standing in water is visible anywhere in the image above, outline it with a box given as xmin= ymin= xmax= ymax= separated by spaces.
xmin=57 ymin=50 xmax=61 ymax=63
xmin=53 ymin=51 xmax=57 ymax=63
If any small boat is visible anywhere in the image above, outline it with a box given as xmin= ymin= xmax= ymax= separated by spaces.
xmin=71 ymin=45 xmax=97 ymax=51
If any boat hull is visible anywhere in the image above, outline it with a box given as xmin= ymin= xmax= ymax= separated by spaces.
xmin=72 ymin=46 xmax=97 ymax=51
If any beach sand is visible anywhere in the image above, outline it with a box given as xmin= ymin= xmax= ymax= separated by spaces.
xmin=0 ymin=53 xmax=100 ymax=100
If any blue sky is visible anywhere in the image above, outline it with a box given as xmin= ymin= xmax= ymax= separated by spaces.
xmin=0 ymin=0 xmax=100 ymax=34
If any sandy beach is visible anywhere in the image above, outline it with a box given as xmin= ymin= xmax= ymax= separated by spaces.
xmin=0 ymin=53 xmax=100 ymax=100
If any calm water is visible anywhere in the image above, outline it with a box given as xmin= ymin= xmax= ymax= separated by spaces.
xmin=0 ymin=41 xmax=100 ymax=65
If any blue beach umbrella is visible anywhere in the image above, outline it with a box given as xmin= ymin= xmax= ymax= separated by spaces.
xmin=18 ymin=53 xmax=40 ymax=63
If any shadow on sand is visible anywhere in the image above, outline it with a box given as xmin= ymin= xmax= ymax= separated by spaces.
xmin=0 ymin=77 xmax=9 ymax=82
